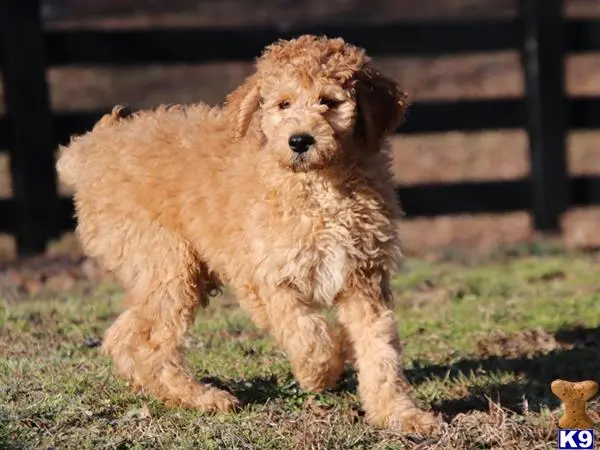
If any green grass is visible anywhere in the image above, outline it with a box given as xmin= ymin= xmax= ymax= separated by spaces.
xmin=3 ymin=249 xmax=600 ymax=449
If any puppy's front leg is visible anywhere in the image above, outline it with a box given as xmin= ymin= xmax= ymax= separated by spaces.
xmin=335 ymin=273 xmax=440 ymax=436
xmin=264 ymin=287 xmax=345 ymax=392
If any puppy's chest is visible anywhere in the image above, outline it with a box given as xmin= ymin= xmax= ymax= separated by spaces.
xmin=299 ymin=216 xmax=353 ymax=304
xmin=270 ymin=204 xmax=388 ymax=305
xmin=249 ymin=181 xmax=396 ymax=304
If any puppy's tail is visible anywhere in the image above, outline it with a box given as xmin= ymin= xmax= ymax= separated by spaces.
xmin=92 ymin=105 xmax=133 ymax=131
xmin=55 ymin=143 xmax=80 ymax=189
xmin=56 ymin=106 xmax=132 ymax=188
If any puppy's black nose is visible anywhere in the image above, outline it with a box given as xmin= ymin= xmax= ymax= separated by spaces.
xmin=288 ymin=134 xmax=315 ymax=154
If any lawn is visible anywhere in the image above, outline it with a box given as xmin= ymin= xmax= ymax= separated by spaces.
xmin=3 ymin=245 xmax=600 ymax=449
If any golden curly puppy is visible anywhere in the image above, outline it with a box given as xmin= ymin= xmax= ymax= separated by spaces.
xmin=56 ymin=35 xmax=439 ymax=435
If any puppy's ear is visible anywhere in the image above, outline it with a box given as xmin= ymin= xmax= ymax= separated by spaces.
xmin=355 ymin=63 xmax=407 ymax=150
xmin=224 ymin=73 xmax=261 ymax=140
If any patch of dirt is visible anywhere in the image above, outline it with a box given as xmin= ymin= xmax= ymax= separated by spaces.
xmin=397 ymin=278 xmax=454 ymax=309
xmin=476 ymin=329 xmax=565 ymax=359
xmin=0 ymin=255 xmax=109 ymax=301
xmin=526 ymin=269 xmax=566 ymax=283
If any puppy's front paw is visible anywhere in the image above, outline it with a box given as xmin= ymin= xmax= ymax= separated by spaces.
xmin=384 ymin=409 xmax=443 ymax=436
xmin=187 ymin=385 xmax=240 ymax=413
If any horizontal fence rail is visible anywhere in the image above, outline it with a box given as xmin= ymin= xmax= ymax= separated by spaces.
xmin=3 ymin=175 xmax=600 ymax=234
xmin=1 ymin=20 xmax=522 ymax=66
xmin=1 ymin=17 xmax=599 ymax=69
xmin=6 ymin=96 xmax=600 ymax=149
xmin=0 ymin=18 xmax=599 ymax=68
xmin=0 ymin=100 xmax=526 ymax=148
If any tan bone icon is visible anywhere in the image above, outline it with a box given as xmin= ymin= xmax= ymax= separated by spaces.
xmin=551 ymin=379 xmax=598 ymax=429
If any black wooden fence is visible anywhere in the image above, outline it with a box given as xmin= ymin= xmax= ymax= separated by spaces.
xmin=0 ymin=0 xmax=599 ymax=255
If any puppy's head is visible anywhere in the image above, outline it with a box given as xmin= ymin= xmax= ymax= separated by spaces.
xmin=225 ymin=35 xmax=407 ymax=172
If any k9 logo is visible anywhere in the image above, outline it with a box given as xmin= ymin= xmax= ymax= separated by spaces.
xmin=558 ymin=429 xmax=594 ymax=450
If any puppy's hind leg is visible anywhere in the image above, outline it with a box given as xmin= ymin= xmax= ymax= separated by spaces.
xmin=95 ymin=223 xmax=238 ymax=412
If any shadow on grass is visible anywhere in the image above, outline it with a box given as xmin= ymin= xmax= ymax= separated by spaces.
xmin=0 ymin=408 xmax=23 ymax=450
xmin=0 ymin=436 xmax=20 ymax=450
xmin=406 ymin=326 xmax=600 ymax=419
xmin=200 ymin=375 xmax=305 ymax=405
xmin=201 ymin=370 xmax=360 ymax=407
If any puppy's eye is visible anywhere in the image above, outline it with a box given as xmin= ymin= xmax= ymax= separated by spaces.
xmin=278 ymin=100 xmax=291 ymax=110
xmin=319 ymin=97 xmax=340 ymax=109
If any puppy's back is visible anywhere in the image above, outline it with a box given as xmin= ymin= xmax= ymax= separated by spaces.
xmin=56 ymin=103 xmax=225 ymax=191
xmin=56 ymin=106 xmax=131 ymax=188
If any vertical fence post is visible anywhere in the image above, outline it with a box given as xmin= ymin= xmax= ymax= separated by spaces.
xmin=519 ymin=0 xmax=568 ymax=232
xmin=0 ymin=0 xmax=58 ymax=256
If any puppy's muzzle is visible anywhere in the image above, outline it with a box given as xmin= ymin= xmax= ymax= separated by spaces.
xmin=288 ymin=133 xmax=315 ymax=154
